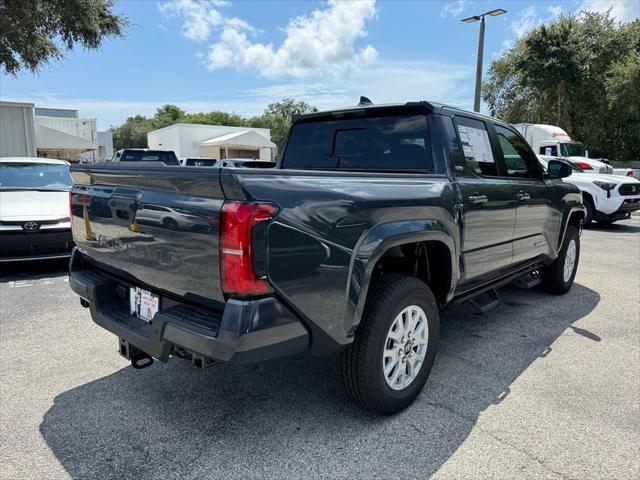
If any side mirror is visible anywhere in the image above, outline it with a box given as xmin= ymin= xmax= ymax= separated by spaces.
xmin=547 ymin=159 xmax=571 ymax=179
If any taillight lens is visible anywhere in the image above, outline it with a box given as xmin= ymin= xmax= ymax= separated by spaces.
xmin=574 ymin=161 xmax=593 ymax=170
xmin=220 ymin=201 xmax=277 ymax=295
xmin=627 ymin=171 xmax=633 ymax=177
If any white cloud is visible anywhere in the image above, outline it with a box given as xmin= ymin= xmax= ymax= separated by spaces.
xmin=205 ymin=0 xmax=378 ymax=78
xmin=160 ymin=0 xmax=378 ymax=78
xmin=547 ymin=5 xmax=564 ymax=18
xmin=577 ymin=0 xmax=640 ymax=22
xmin=509 ymin=6 xmax=541 ymax=38
xmin=440 ymin=0 xmax=467 ymax=18
xmin=158 ymin=0 xmax=247 ymax=42
xmin=500 ymin=5 xmax=546 ymax=51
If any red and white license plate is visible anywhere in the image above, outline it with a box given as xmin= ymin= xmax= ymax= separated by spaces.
xmin=130 ymin=287 xmax=159 ymax=323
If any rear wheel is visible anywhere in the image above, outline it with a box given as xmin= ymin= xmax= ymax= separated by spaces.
xmin=336 ymin=274 xmax=439 ymax=414
xmin=540 ymin=225 xmax=580 ymax=294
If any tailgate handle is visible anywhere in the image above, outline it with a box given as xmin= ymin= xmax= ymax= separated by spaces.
xmin=108 ymin=194 xmax=142 ymax=228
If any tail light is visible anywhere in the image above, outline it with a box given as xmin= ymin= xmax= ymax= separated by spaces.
xmin=627 ymin=171 xmax=633 ymax=177
xmin=220 ymin=201 xmax=277 ymax=295
xmin=574 ymin=161 xmax=593 ymax=170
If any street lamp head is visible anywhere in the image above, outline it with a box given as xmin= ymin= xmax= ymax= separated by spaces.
xmin=461 ymin=15 xmax=481 ymax=23
xmin=486 ymin=8 xmax=507 ymax=16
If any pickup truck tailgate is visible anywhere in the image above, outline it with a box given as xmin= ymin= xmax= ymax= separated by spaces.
xmin=70 ymin=165 xmax=225 ymax=305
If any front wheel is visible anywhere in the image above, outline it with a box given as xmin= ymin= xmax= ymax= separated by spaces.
xmin=539 ymin=225 xmax=580 ymax=294
xmin=336 ymin=274 xmax=439 ymax=414
xmin=583 ymin=198 xmax=595 ymax=227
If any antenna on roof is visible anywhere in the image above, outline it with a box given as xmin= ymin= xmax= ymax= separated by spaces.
xmin=358 ymin=96 xmax=373 ymax=106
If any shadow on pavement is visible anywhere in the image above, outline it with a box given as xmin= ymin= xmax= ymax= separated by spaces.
xmin=39 ymin=283 xmax=600 ymax=479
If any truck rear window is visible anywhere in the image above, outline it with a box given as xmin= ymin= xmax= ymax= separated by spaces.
xmin=281 ymin=114 xmax=434 ymax=172
xmin=120 ymin=151 xmax=179 ymax=165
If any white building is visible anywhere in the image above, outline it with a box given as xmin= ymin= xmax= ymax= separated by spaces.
xmin=78 ymin=130 xmax=114 ymax=163
xmin=147 ymin=123 xmax=276 ymax=161
xmin=34 ymin=108 xmax=98 ymax=161
xmin=0 ymin=102 xmax=102 ymax=162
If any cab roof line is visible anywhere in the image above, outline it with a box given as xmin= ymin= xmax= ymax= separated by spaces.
xmin=292 ymin=101 xmax=439 ymax=122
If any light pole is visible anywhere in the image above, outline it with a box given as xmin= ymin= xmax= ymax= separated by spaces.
xmin=462 ymin=8 xmax=507 ymax=112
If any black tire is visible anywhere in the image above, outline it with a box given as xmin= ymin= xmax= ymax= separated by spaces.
xmin=583 ymin=198 xmax=595 ymax=227
xmin=539 ymin=225 xmax=580 ymax=294
xmin=336 ymin=274 xmax=439 ymax=415
xmin=163 ymin=218 xmax=179 ymax=230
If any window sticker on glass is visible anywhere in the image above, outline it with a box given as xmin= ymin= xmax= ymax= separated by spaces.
xmin=457 ymin=125 xmax=493 ymax=163
xmin=456 ymin=124 xmax=496 ymax=176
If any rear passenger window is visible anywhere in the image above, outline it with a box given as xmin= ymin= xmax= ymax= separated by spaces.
xmin=454 ymin=118 xmax=497 ymax=176
xmin=282 ymin=114 xmax=435 ymax=172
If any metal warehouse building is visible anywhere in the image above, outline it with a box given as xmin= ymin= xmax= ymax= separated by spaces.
xmin=0 ymin=101 xmax=113 ymax=162
xmin=147 ymin=123 xmax=276 ymax=161
xmin=0 ymin=101 xmax=37 ymax=157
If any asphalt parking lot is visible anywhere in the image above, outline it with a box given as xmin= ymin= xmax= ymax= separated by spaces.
xmin=1 ymin=219 xmax=639 ymax=480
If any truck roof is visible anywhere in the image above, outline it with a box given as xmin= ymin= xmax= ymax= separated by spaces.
xmin=293 ymin=100 xmax=503 ymax=125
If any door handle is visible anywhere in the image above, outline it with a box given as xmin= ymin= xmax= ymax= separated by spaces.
xmin=468 ymin=194 xmax=488 ymax=205
xmin=516 ymin=191 xmax=531 ymax=201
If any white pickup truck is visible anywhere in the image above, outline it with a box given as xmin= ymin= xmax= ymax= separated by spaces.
xmin=538 ymin=155 xmax=640 ymax=225
xmin=515 ymin=124 xmax=614 ymax=174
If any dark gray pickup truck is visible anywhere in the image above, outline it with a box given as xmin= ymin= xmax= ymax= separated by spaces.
xmin=69 ymin=101 xmax=584 ymax=414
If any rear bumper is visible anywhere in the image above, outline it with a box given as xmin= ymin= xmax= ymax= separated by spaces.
xmin=69 ymin=249 xmax=309 ymax=364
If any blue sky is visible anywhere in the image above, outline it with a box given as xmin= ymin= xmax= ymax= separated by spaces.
xmin=1 ymin=0 xmax=638 ymax=129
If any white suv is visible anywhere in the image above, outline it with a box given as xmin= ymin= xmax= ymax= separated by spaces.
xmin=538 ymin=155 xmax=640 ymax=225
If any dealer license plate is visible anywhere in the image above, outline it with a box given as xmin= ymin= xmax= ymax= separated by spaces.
xmin=130 ymin=287 xmax=159 ymax=323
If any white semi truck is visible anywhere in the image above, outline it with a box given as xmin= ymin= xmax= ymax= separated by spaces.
xmin=513 ymin=123 xmax=613 ymax=174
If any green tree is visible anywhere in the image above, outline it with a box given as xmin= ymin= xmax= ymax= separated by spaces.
xmin=605 ymin=52 xmax=640 ymax=162
xmin=483 ymin=12 xmax=640 ymax=161
xmin=180 ymin=111 xmax=248 ymax=127
xmin=111 ymin=115 xmax=153 ymax=150
xmin=253 ymin=98 xmax=318 ymax=152
xmin=151 ymin=104 xmax=185 ymax=129
xmin=0 ymin=0 xmax=127 ymax=75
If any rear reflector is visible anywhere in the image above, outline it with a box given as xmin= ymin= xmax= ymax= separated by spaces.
xmin=220 ymin=201 xmax=277 ymax=295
